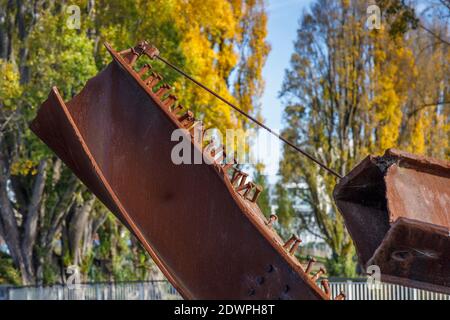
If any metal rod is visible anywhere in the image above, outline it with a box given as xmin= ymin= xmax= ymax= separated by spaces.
xmin=154 ymin=54 xmax=342 ymax=179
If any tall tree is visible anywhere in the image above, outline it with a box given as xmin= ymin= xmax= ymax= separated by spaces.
xmin=277 ymin=0 xmax=448 ymax=277
xmin=0 ymin=4 xmax=98 ymax=283
xmin=0 ymin=0 xmax=270 ymax=284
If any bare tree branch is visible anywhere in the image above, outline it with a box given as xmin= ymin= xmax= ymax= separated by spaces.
xmin=419 ymin=23 xmax=450 ymax=46
xmin=407 ymin=100 xmax=450 ymax=117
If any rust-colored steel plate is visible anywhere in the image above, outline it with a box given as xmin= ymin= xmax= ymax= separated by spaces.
xmin=334 ymin=149 xmax=450 ymax=294
xmin=30 ymin=42 xmax=328 ymax=300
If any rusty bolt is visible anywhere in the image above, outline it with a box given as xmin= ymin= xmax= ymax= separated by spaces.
xmin=135 ymin=40 xmax=150 ymax=54
xmin=231 ymin=169 xmax=248 ymax=187
xmin=137 ymin=63 xmax=152 ymax=77
xmin=177 ymin=111 xmax=194 ymax=124
xmin=128 ymin=50 xmax=139 ymax=66
xmin=170 ymin=104 xmax=183 ymax=115
xmin=118 ymin=43 xmax=146 ymax=66
xmin=283 ymin=234 xmax=301 ymax=255
xmin=118 ymin=48 xmax=132 ymax=56
xmin=311 ymin=267 xmax=326 ymax=281
xmin=251 ymin=185 xmax=262 ymax=203
xmin=155 ymin=84 xmax=171 ymax=98
xmin=334 ymin=290 xmax=346 ymax=300
xmin=163 ymin=94 xmax=178 ymax=109
xmin=240 ymin=182 xmax=255 ymax=198
xmin=321 ymin=279 xmax=331 ymax=298
xmin=305 ymin=257 xmax=316 ymax=274
xmin=289 ymin=238 xmax=302 ymax=255
xmin=145 ymin=72 xmax=163 ymax=89
xmin=222 ymin=161 xmax=236 ymax=173
xmin=283 ymin=234 xmax=297 ymax=250
xmin=266 ymin=214 xmax=278 ymax=227
xmin=144 ymin=72 xmax=156 ymax=84
xmin=129 ymin=41 xmax=150 ymax=66
xmin=144 ymin=44 xmax=160 ymax=59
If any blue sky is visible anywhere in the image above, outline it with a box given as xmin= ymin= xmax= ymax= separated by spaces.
xmin=258 ymin=0 xmax=431 ymax=184
xmin=257 ymin=0 xmax=314 ymax=184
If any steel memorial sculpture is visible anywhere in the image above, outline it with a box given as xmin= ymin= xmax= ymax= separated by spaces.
xmin=30 ymin=41 xmax=449 ymax=299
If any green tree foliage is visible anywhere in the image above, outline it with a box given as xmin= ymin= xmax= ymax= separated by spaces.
xmin=0 ymin=252 xmax=21 ymax=285
xmin=0 ymin=1 xmax=269 ymax=284
xmin=278 ymin=0 xmax=448 ymax=277
xmin=252 ymin=163 xmax=271 ymax=217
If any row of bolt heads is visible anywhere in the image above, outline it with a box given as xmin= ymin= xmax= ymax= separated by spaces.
xmin=266 ymin=214 xmax=345 ymax=300
xmin=121 ymin=43 xmax=344 ymax=301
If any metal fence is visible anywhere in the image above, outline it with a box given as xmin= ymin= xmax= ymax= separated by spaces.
xmin=1 ymin=280 xmax=448 ymax=300
xmin=1 ymin=280 xmax=181 ymax=300
xmin=329 ymin=281 xmax=449 ymax=300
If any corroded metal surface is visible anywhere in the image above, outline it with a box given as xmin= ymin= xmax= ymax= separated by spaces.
xmin=30 ymin=42 xmax=331 ymax=300
xmin=334 ymin=149 xmax=450 ymax=294
xmin=368 ymin=218 xmax=449 ymax=291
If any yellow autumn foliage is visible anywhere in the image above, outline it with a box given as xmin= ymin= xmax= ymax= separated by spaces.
xmin=10 ymin=159 xmax=38 ymax=176
xmin=94 ymin=0 xmax=268 ymax=136
xmin=0 ymin=60 xmax=22 ymax=111
xmin=369 ymin=26 xmax=416 ymax=153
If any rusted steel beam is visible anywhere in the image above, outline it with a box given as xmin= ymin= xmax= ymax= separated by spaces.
xmin=30 ymin=42 xmax=329 ymax=300
xmin=334 ymin=149 xmax=450 ymax=294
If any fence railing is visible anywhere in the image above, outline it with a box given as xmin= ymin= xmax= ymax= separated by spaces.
xmin=1 ymin=281 xmax=181 ymax=301
xmin=1 ymin=280 xmax=449 ymax=300
xmin=329 ymin=281 xmax=449 ymax=300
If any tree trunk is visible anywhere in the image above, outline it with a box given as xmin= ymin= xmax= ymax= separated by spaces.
xmin=21 ymin=159 xmax=47 ymax=282
xmin=0 ymin=138 xmax=30 ymax=283
xmin=68 ymin=195 xmax=95 ymax=266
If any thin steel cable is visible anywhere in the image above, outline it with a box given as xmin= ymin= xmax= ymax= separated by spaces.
xmin=154 ymin=54 xmax=342 ymax=179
